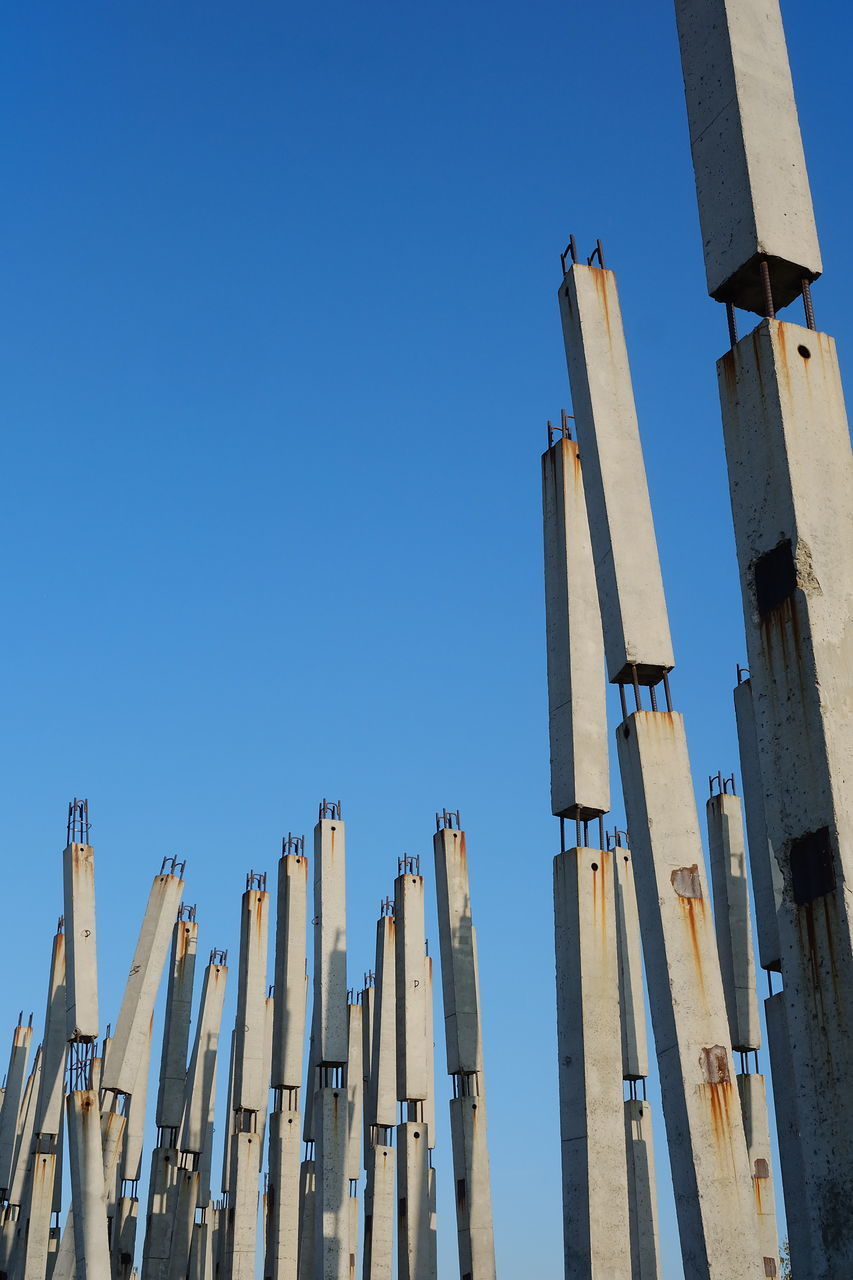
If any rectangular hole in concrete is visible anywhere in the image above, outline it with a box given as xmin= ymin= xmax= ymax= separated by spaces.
xmin=791 ymin=827 xmax=835 ymax=904
xmin=754 ymin=539 xmax=796 ymax=616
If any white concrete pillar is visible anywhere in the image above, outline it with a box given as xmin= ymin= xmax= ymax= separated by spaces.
xmin=19 ymin=1151 xmax=59 ymax=1280
xmin=394 ymin=870 xmax=428 ymax=1105
xmin=433 ymin=828 xmax=482 ymax=1077
xmin=220 ymin=1029 xmax=237 ymax=1198
xmin=613 ymin=843 xmax=649 ymax=1081
xmin=706 ymin=790 xmax=761 ymax=1053
xmin=617 ymin=711 xmax=759 ymax=1277
xmin=314 ymin=1087 xmax=348 ymax=1280
xmin=362 ymin=1144 xmax=394 ymax=1280
xmin=63 ymin=840 xmax=99 ymax=1044
xmin=166 ymin=1168 xmax=199 ymax=1280
xmin=259 ymin=992 xmax=275 ymax=1154
xmin=449 ymin=1097 xmax=494 ymax=1280
xmin=156 ymin=916 xmax=198 ymax=1135
xmin=187 ymin=1216 xmax=213 ymax=1280
xmin=272 ymin=846 xmax=308 ymax=1092
xmin=541 ymin=431 xmax=610 ymax=818
xmin=264 ymin=1109 xmax=300 ymax=1280
xmin=233 ymin=881 xmax=270 ymax=1114
xmin=9 ymin=1047 xmax=42 ymax=1207
xmin=360 ymin=982 xmax=374 ymax=1170
xmin=227 ymin=1129 xmax=262 ymax=1280
xmin=180 ymin=957 xmax=227 ymax=1160
xmin=624 ymin=1099 xmax=662 ymax=1280
xmin=369 ymin=917 xmax=396 ymax=1133
xmin=764 ymin=992 xmax=810 ymax=1269
xmin=66 ymin=1091 xmax=111 ymax=1280
xmin=314 ymin=812 xmax=348 ymax=1067
xmin=121 ymin=1016 xmax=153 ymax=1185
xmin=674 ymin=0 xmax=821 ymax=312
xmin=35 ymin=926 xmax=67 ymax=1140
xmin=737 ymin=1074 xmax=778 ymax=1278
xmin=396 ymin=1122 xmax=434 ymax=1280
xmin=0 ymin=1025 xmax=33 ymax=1196
xmin=140 ymin=1147 xmax=181 ymax=1280
xmin=103 ymin=869 xmax=185 ymax=1097
xmin=717 ymin=317 xmax=853 ymax=1277
xmin=110 ymin=1196 xmax=138 ymax=1280
xmin=422 ymin=957 xmax=436 ymax=1155
xmin=554 ymin=846 xmax=629 ymax=1279
xmin=733 ymin=677 xmax=782 ymax=973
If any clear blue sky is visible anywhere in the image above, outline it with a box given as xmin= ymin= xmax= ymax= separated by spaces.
xmin=2 ymin=2 xmax=851 ymax=1274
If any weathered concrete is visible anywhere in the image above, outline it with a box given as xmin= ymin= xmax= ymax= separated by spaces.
xmin=558 ymin=264 xmax=674 ymax=684
xmin=18 ymin=1150 xmax=59 ymax=1280
xmin=395 ymin=872 xmax=428 ymax=1104
xmin=156 ymin=918 xmax=198 ymax=1132
xmin=449 ymin=1097 xmax=495 ymax=1280
xmin=296 ymin=1159 xmax=315 ymax=1280
xmin=613 ymin=844 xmax=649 ymax=1081
xmin=314 ymin=817 xmax=348 ymax=1066
xmin=110 ymin=1196 xmax=138 ymax=1280
xmin=706 ymin=791 xmax=761 ymax=1052
xmin=624 ymin=1099 xmax=662 ymax=1280
xmin=63 ymin=840 xmax=99 ymax=1043
xmin=314 ymin=1087 xmax=349 ymax=1280
xmin=140 ymin=1147 xmax=180 ymax=1280
xmin=35 ymin=926 xmax=67 ymax=1139
xmin=362 ymin=1143 xmax=394 ymax=1280
xmin=396 ymin=1122 xmax=435 ymax=1280
xmin=259 ymin=992 xmax=275 ymax=1154
xmin=369 ymin=917 xmax=397 ymax=1132
xmin=0 ymin=1024 xmax=33 ymax=1196
xmin=66 ymin=1091 xmax=111 ymax=1279
xmin=432 ymin=829 xmax=483 ymax=1077
xmin=423 ymin=956 xmax=436 ymax=1153
xmin=674 ymin=0 xmax=821 ymax=311
xmin=227 ymin=1130 xmax=262 ymax=1280
xmin=264 ymin=1108 xmax=300 ymax=1280
xmin=346 ymin=1004 xmax=362 ymax=1185
xmin=718 ymin=318 xmax=853 ymax=1276
xmin=187 ymin=1216 xmax=213 ymax=1280
xmin=9 ymin=1046 xmax=42 ymax=1208
xmin=181 ymin=958 xmax=227 ymax=1158
xmin=554 ymin=846 xmax=630 ymax=1279
xmin=360 ymin=983 xmax=374 ymax=1169
xmin=764 ymin=991 xmax=811 ymax=1271
xmin=122 ymin=1015 xmax=153 ymax=1185
xmin=733 ymin=677 xmax=782 ymax=971
xmin=737 ymin=1073 xmax=778 ymax=1278
xmin=617 ymin=710 xmax=759 ymax=1277
xmin=220 ymin=1029 xmax=237 ymax=1197
xmin=233 ymin=885 xmax=270 ymax=1115
xmin=542 ymin=433 xmax=610 ymax=818
xmin=103 ymin=871 xmax=184 ymax=1096
xmin=167 ymin=1168 xmax=198 ymax=1280
xmin=272 ymin=851 xmax=308 ymax=1092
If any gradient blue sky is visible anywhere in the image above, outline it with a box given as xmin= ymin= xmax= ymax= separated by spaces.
xmin=3 ymin=2 xmax=851 ymax=1274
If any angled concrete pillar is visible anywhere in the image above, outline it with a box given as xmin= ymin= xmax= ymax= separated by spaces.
xmin=360 ymin=979 xmax=374 ymax=1171
xmin=396 ymin=1122 xmax=434 ymax=1280
xmin=737 ymin=1073 xmax=778 ymax=1278
xmin=63 ymin=802 xmax=99 ymax=1044
xmin=121 ymin=1015 xmax=153 ymax=1186
xmin=613 ymin=842 xmax=649 ymax=1082
xmin=156 ymin=913 xmax=198 ymax=1137
xmin=220 ymin=1030 xmax=237 ymax=1199
xmin=624 ymin=1100 xmax=662 ymax=1280
xmin=233 ymin=877 xmax=271 ymax=1115
xmin=554 ymin=846 xmax=629 ymax=1279
xmin=9 ymin=1046 xmax=42 ymax=1210
xmin=369 ymin=915 xmax=396 ymax=1133
xmin=188 ymin=1213 xmax=213 ymax=1280
xmin=181 ymin=955 xmax=228 ymax=1161
xmin=706 ymin=787 xmax=760 ymax=1053
xmin=764 ymin=991 xmax=809 ymax=1269
xmin=0 ymin=1023 xmax=33 ymax=1197
xmin=103 ymin=864 xmax=185 ymax=1097
xmin=314 ymin=806 xmax=348 ymax=1067
xmin=111 ymin=1196 xmax=138 ymax=1280
xmin=19 ymin=1151 xmax=59 ymax=1280
xmin=733 ymin=676 xmax=782 ymax=973
xmin=167 ymin=1168 xmax=199 ymax=1280
xmin=36 ymin=924 xmax=67 ymax=1140
xmin=674 ymin=0 xmax=820 ymax=312
xmin=140 ymin=1146 xmax=181 ymax=1280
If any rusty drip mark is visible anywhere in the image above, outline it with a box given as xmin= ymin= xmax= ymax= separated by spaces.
xmin=704 ymin=1080 xmax=736 ymax=1167
xmin=754 ymin=1175 xmax=764 ymax=1214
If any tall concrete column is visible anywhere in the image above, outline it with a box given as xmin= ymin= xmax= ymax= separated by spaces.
xmin=559 ymin=260 xmax=759 ymax=1277
xmin=706 ymin=783 xmax=761 ymax=1057
xmin=433 ymin=817 xmax=496 ymax=1280
xmin=0 ymin=1022 xmax=33 ymax=1198
xmin=363 ymin=907 xmax=396 ymax=1280
xmin=346 ymin=1001 xmax=362 ymax=1280
xmin=180 ymin=951 xmax=228 ymax=1204
xmin=266 ymin=835 xmax=308 ymax=1280
xmin=102 ymin=861 xmax=185 ymax=1098
xmin=732 ymin=675 xmax=782 ymax=974
xmin=63 ymin=801 xmax=99 ymax=1045
xmin=156 ymin=910 xmax=198 ymax=1143
xmin=66 ymin=1075 xmax=111 ymax=1280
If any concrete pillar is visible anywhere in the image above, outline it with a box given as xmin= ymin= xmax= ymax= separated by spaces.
xmin=103 ymin=866 xmax=185 ymax=1096
xmin=369 ymin=917 xmax=396 ymax=1133
xmin=19 ymin=1151 xmax=59 ymax=1280
xmin=360 ymin=980 xmax=374 ymax=1171
xmin=558 ymin=264 xmax=674 ymax=687
xmin=63 ymin=820 xmax=99 ymax=1043
xmin=674 ymin=0 xmax=820 ymax=312
xmin=264 ymin=1109 xmax=300 ymax=1280
xmin=554 ymin=846 xmax=629 ymax=1279
xmin=346 ymin=1003 xmax=363 ymax=1186
xmin=220 ymin=1030 xmax=237 ymax=1199
xmin=9 ymin=1047 xmax=43 ymax=1207
xmin=362 ymin=1144 xmax=394 ymax=1280
xmin=180 ymin=956 xmax=227 ymax=1163
xmin=0 ymin=1023 xmax=33 ymax=1197
xmin=394 ymin=868 xmax=428 ymax=1105
xmin=233 ymin=879 xmax=271 ymax=1115
xmin=227 ymin=1129 xmax=262 ymax=1280
xmin=624 ymin=1100 xmax=662 ymax=1280
xmin=613 ymin=843 xmax=649 ymax=1081
xmin=706 ymin=789 xmax=761 ymax=1053
xmin=122 ymin=1016 xmax=153 ymax=1185
xmin=66 ymin=1090 xmax=111 ymax=1279
xmin=396 ymin=1122 xmax=434 ymax=1280
xmin=616 ymin=711 xmax=759 ymax=1277
xmin=314 ymin=1087 xmax=348 ymax=1280
xmin=140 ymin=1147 xmax=180 ymax=1280
xmin=541 ymin=430 xmax=610 ymax=819
xmin=296 ymin=1160 xmax=315 ymax=1280
xmin=259 ymin=992 xmax=275 ymax=1155
xmin=272 ymin=843 xmax=308 ymax=1093
xmin=717 ymin=315 xmax=853 ymax=1257
xmin=422 ymin=957 xmax=435 ymax=1155
xmin=733 ymin=677 xmax=782 ymax=973
xmin=156 ymin=915 xmax=198 ymax=1136
xmin=764 ymin=992 xmax=810 ymax=1271
xmin=35 ymin=925 xmax=67 ymax=1141
xmin=187 ymin=1214 xmax=213 ymax=1280
xmin=110 ymin=1197 xmax=138 ymax=1280
xmin=737 ymin=1074 xmax=778 ymax=1278
xmin=314 ymin=808 xmax=348 ymax=1067
xmin=167 ymin=1168 xmax=199 ymax=1280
